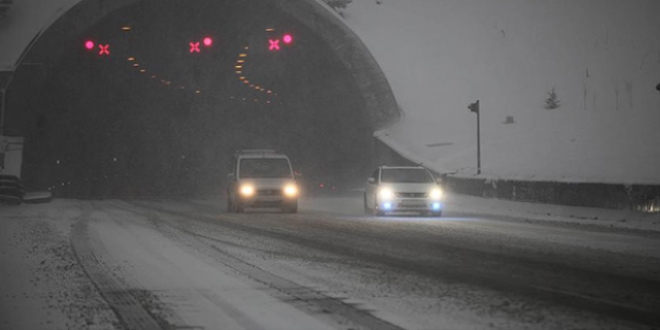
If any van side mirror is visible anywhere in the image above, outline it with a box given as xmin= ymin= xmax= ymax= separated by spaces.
xmin=367 ymin=177 xmax=376 ymax=184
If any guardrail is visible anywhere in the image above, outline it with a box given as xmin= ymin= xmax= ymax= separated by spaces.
xmin=0 ymin=174 xmax=24 ymax=205
xmin=444 ymin=176 xmax=660 ymax=213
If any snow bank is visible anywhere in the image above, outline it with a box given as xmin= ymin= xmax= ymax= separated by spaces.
xmin=344 ymin=0 xmax=660 ymax=184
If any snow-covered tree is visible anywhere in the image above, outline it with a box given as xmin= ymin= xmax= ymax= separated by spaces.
xmin=323 ymin=0 xmax=352 ymax=11
xmin=544 ymin=87 xmax=560 ymax=109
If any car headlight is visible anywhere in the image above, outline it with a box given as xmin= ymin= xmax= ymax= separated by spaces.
xmin=378 ymin=187 xmax=394 ymax=199
xmin=430 ymin=188 xmax=444 ymax=199
xmin=283 ymin=184 xmax=298 ymax=197
xmin=240 ymin=185 xmax=255 ymax=197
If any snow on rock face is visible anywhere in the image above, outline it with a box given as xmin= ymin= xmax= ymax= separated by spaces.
xmin=343 ymin=0 xmax=660 ymax=184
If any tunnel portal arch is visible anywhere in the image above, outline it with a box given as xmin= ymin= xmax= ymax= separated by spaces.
xmin=14 ymin=0 xmax=400 ymax=131
xmin=8 ymin=0 xmax=403 ymax=196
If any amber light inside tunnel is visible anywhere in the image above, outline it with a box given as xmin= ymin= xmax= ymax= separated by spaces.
xmin=8 ymin=0 xmax=387 ymax=198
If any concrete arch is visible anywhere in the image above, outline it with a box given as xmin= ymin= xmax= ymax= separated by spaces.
xmin=13 ymin=0 xmax=400 ymax=132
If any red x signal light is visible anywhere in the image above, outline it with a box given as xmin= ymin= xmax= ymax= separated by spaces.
xmin=189 ymin=42 xmax=201 ymax=53
xmin=98 ymin=44 xmax=110 ymax=56
xmin=269 ymin=39 xmax=280 ymax=51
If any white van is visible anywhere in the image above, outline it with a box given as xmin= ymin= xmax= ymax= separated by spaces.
xmin=226 ymin=150 xmax=298 ymax=213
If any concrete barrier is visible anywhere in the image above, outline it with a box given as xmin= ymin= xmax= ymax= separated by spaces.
xmin=0 ymin=174 xmax=24 ymax=205
xmin=443 ymin=175 xmax=660 ymax=212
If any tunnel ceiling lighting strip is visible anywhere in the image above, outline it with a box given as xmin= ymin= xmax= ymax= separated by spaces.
xmin=233 ymin=45 xmax=278 ymax=101
xmin=127 ymin=57 xmax=135 ymax=61
xmin=121 ymin=26 xmax=131 ymax=31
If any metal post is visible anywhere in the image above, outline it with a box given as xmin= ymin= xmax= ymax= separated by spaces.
xmin=476 ymin=108 xmax=481 ymax=175
xmin=0 ymin=88 xmax=5 ymax=137
xmin=468 ymin=100 xmax=481 ymax=175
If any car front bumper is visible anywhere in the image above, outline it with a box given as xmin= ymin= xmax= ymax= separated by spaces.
xmin=239 ymin=190 xmax=297 ymax=208
xmin=378 ymin=198 xmax=443 ymax=212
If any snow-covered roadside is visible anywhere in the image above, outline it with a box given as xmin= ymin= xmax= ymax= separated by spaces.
xmin=444 ymin=194 xmax=660 ymax=234
xmin=0 ymin=200 xmax=119 ymax=330
xmin=295 ymin=192 xmax=660 ymax=234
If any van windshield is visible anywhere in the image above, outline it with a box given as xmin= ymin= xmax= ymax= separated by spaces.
xmin=239 ymin=158 xmax=292 ymax=179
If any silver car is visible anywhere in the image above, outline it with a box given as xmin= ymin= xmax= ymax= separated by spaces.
xmin=364 ymin=166 xmax=444 ymax=216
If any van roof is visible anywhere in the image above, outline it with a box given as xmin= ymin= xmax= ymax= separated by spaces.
xmin=236 ymin=149 xmax=290 ymax=159
xmin=239 ymin=154 xmax=290 ymax=159
xmin=380 ymin=166 xmax=426 ymax=169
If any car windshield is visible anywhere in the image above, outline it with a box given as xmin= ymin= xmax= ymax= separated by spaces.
xmin=381 ymin=169 xmax=434 ymax=183
xmin=239 ymin=158 xmax=292 ymax=179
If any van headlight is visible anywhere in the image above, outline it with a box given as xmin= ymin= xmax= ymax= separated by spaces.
xmin=283 ymin=184 xmax=298 ymax=197
xmin=378 ymin=187 xmax=394 ymax=199
xmin=430 ymin=188 xmax=444 ymax=200
xmin=240 ymin=185 xmax=255 ymax=197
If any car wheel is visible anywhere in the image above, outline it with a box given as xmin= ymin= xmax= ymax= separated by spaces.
xmin=235 ymin=201 xmax=244 ymax=213
xmin=427 ymin=211 xmax=442 ymax=217
xmin=227 ymin=198 xmax=234 ymax=213
xmin=374 ymin=202 xmax=385 ymax=216
xmin=363 ymin=194 xmax=371 ymax=214
xmin=282 ymin=201 xmax=298 ymax=214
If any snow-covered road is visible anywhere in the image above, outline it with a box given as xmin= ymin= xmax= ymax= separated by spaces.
xmin=1 ymin=196 xmax=659 ymax=329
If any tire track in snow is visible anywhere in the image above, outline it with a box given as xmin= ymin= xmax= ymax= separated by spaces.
xmin=129 ymin=200 xmax=660 ymax=328
xmin=70 ymin=208 xmax=163 ymax=330
xmin=117 ymin=201 xmax=407 ymax=330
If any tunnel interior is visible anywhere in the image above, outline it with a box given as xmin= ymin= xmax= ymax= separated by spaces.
xmin=15 ymin=0 xmax=378 ymax=197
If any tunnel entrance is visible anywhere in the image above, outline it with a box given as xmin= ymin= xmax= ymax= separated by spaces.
xmin=7 ymin=0 xmax=401 ymax=198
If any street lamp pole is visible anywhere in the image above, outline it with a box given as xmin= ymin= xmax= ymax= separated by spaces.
xmin=0 ymin=71 xmax=13 ymax=137
xmin=468 ymin=100 xmax=481 ymax=175
xmin=0 ymin=87 xmax=6 ymax=137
